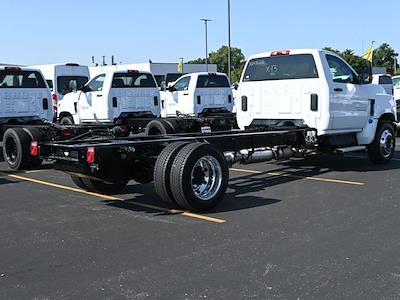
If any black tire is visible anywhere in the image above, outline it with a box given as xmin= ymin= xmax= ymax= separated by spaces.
xmin=144 ymin=119 xmax=175 ymax=136
xmin=170 ymin=143 xmax=229 ymax=211
xmin=81 ymin=178 xmax=128 ymax=194
xmin=2 ymin=128 xmax=32 ymax=170
xmin=154 ymin=142 xmax=189 ymax=205
xmin=367 ymin=122 xmax=396 ymax=164
xmin=70 ymin=175 xmax=88 ymax=189
xmin=59 ymin=115 xmax=74 ymax=125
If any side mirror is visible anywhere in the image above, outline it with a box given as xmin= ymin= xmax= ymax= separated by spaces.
xmin=359 ymin=60 xmax=373 ymax=84
xmin=232 ymin=82 xmax=239 ymax=90
xmin=160 ymin=81 xmax=166 ymax=91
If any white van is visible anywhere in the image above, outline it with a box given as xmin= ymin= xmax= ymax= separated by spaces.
xmin=0 ymin=66 xmax=53 ymax=124
xmin=372 ymin=74 xmax=393 ymax=95
xmin=30 ymin=63 xmax=90 ymax=113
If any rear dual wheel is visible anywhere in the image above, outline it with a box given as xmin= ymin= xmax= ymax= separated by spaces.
xmin=154 ymin=142 xmax=229 ymax=211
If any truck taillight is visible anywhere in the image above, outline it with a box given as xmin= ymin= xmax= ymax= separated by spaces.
xmin=52 ymin=94 xmax=58 ymax=112
xmin=30 ymin=141 xmax=38 ymax=156
xmin=86 ymin=147 xmax=95 ymax=164
xmin=271 ymin=50 xmax=290 ymax=56
xmin=154 ymin=96 xmax=158 ymax=106
xmin=228 ymin=95 xmax=232 ymax=103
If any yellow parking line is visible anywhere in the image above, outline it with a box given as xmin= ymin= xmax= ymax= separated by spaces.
xmin=230 ymin=168 xmax=364 ymax=186
xmin=7 ymin=174 xmax=226 ymax=224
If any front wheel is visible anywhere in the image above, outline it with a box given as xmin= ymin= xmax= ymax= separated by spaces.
xmin=368 ymin=123 xmax=396 ymax=164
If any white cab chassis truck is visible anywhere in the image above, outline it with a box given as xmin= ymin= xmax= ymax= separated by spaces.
xmin=57 ymin=70 xmax=161 ymax=133
xmin=0 ymin=67 xmax=120 ymax=171
xmin=31 ymin=49 xmax=398 ymax=212
xmin=237 ymin=49 xmax=397 ymax=162
xmin=146 ymin=72 xmax=236 ymax=133
xmin=0 ymin=66 xmax=53 ymax=169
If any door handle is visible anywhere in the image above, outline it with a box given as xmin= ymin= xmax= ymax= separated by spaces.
xmin=97 ymin=94 xmax=103 ymax=97
xmin=183 ymin=93 xmax=189 ymax=96
xmin=334 ymin=88 xmax=343 ymax=92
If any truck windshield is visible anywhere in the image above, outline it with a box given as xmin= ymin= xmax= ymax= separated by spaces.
xmin=57 ymin=76 xmax=89 ymax=95
xmin=243 ymin=54 xmax=319 ymax=82
xmin=0 ymin=70 xmax=46 ymax=88
xmin=196 ymin=75 xmax=230 ymax=88
xmin=112 ymin=73 xmax=157 ymax=88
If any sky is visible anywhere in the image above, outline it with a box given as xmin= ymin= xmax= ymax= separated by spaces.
xmin=2 ymin=0 xmax=399 ymax=66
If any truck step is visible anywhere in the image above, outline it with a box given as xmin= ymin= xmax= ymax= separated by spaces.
xmin=336 ymin=146 xmax=366 ymax=153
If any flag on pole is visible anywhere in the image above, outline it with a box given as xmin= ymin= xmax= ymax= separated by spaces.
xmin=363 ymin=43 xmax=374 ymax=62
xmin=177 ymin=59 xmax=183 ymax=73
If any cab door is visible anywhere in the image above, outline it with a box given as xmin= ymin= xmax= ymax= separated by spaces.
xmin=78 ymin=74 xmax=106 ymax=122
xmin=164 ymin=76 xmax=191 ymax=116
xmin=326 ymin=55 xmax=369 ymax=130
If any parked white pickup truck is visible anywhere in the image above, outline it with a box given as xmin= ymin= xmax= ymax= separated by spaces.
xmin=58 ymin=69 xmax=160 ymax=132
xmin=237 ymin=49 xmax=397 ymax=163
xmin=161 ymin=72 xmax=234 ymax=118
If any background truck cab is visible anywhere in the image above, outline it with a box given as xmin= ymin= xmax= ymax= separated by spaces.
xmin=30 ymin=63 xmax=89 ymax=115
xmin=58 ymin=70 xmax=160 ymax=129
xmin=161 ymin=72 xmax=233 ymax=117
xmin=0 ymin=66 xmax=53 ymax=126
xmin=237 ymin=49 xmax=396 ymax=159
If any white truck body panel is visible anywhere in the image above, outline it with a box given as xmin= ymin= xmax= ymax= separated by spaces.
xmin=160 ymin=72 xmax=233 ymax=117
xmin=237 ymin=49 xmax=396 ymax=145
xmin=0 ymin=67 xmax=53 ymax=122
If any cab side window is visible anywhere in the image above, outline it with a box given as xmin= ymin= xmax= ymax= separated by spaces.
xmin=326 ymin=55 xmax=358 ymax=84
xmin=87 ymin=74 xmax=105 ymax=92
xmin=174 ymin=77 xmax=191 ymax=91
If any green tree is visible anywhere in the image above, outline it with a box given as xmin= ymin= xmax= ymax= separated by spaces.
xmin=187 ymin=45 xmax=246 ymax=82
xmin=373 ymin=43 xmax=398 ymax=74
xmin=187 ymin=58 xmax=205 ymax=64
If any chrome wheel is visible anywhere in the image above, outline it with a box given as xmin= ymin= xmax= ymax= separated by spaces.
xmin=380 ymin=129 xmax=394 ymax=158
xmin=191 ymin=155 xmax=223 ymax=201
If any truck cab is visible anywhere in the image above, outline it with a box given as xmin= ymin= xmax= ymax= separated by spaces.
xmin=0 ymin=66 xmax=53 ymax=126
xmin=58 ymin=70 xmax=160 ymax=131
xmin=237 ymin=49 xmax=396 ymax=153
xmin=161 ymin=72 xmax=233 ymax=118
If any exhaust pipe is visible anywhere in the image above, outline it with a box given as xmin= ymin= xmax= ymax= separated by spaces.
xmin=225 ymin=147 xmax=295 ymax=165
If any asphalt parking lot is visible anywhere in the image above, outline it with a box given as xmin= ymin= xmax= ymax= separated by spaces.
xmin=1 ymin=143 xmax=400 ymax=299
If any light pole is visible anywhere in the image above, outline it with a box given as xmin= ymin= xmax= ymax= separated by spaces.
xmin=227 ymin=0 xmax=231 ymax=82
xmin=201 ymin=18 xmax=212 ymax=72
